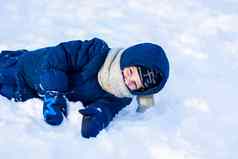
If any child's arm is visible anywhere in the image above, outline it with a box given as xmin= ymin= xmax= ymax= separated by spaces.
xmin=34 ymin=38 xmax=109 ymax=126
xmin=78 ymin=97 xmax=132 ymax=138
xmin=38 ymin=37 xmax=109 ymax=92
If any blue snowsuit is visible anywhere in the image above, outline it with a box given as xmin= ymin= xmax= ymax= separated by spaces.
xmin=0 ymin=38 xmax=169 ymax=138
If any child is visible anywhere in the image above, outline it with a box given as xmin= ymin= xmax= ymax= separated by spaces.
xmin=0 ymin=38 xmax=169 ymax=138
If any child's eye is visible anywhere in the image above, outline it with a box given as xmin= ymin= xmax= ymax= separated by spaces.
xmin=129 ymin=69 xmax=132 ymax=74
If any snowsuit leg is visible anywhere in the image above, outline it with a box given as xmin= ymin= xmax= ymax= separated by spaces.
xmin=0 ymin=67 xmax=17 ymax=100
xmin=0 ymin=50 xmax=24 ymax=100
xmin=0 ymin=84 xmax=16 ymax=99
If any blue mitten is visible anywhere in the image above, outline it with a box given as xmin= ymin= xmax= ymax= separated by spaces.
xmin=79 ymin=107 xmax=108 ymax=138
xmin=43 ymin=91 xmax=67 ymax=126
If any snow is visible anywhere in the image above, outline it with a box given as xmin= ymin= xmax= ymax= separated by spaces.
xmin=0 ymin=0 xmax=237 ymax=159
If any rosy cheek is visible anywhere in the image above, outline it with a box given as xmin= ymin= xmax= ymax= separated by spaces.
xmin=127 ymin=81 xmax=136 ymax=90
xmin=124 ymin=70 xmax=132 ymax=81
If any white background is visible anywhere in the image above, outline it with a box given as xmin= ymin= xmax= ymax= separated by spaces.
xmin=0 ymin=0 xmax=238 ymax=159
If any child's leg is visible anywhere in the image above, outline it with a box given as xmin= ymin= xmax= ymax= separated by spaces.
xmin=0 ymin=68 xmax=17 ymax=100
xmin=0 ymin=84 xmax=16 ymax=100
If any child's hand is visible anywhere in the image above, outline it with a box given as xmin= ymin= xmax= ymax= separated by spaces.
xmin=79 ymin=107 xmax=107 ymax=138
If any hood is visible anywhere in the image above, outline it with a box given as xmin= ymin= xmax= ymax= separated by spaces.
xmin=120 ymin=43 xmax=170 ymax=96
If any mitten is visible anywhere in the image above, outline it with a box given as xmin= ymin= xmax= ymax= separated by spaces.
xmin=79 ymin=107 xmax=108 ymax=138
xmin=43 ymin=91 xmax=67 ymax=125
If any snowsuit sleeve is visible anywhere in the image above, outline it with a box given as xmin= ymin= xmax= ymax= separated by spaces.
xmin=38 ymin=37 xmax=110 ymax=92
xmin=35 ymin=38 xmax=110 ymax=126
xmin=79 ymin=97 xmax=132 ymax=138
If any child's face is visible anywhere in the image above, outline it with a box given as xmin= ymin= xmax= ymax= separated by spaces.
xmin=122 ymin=66 xmax=144 ymax=91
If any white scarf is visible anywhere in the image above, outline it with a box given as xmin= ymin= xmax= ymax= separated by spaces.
xmin=97 ymin=48 xmax=133 ymax=98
